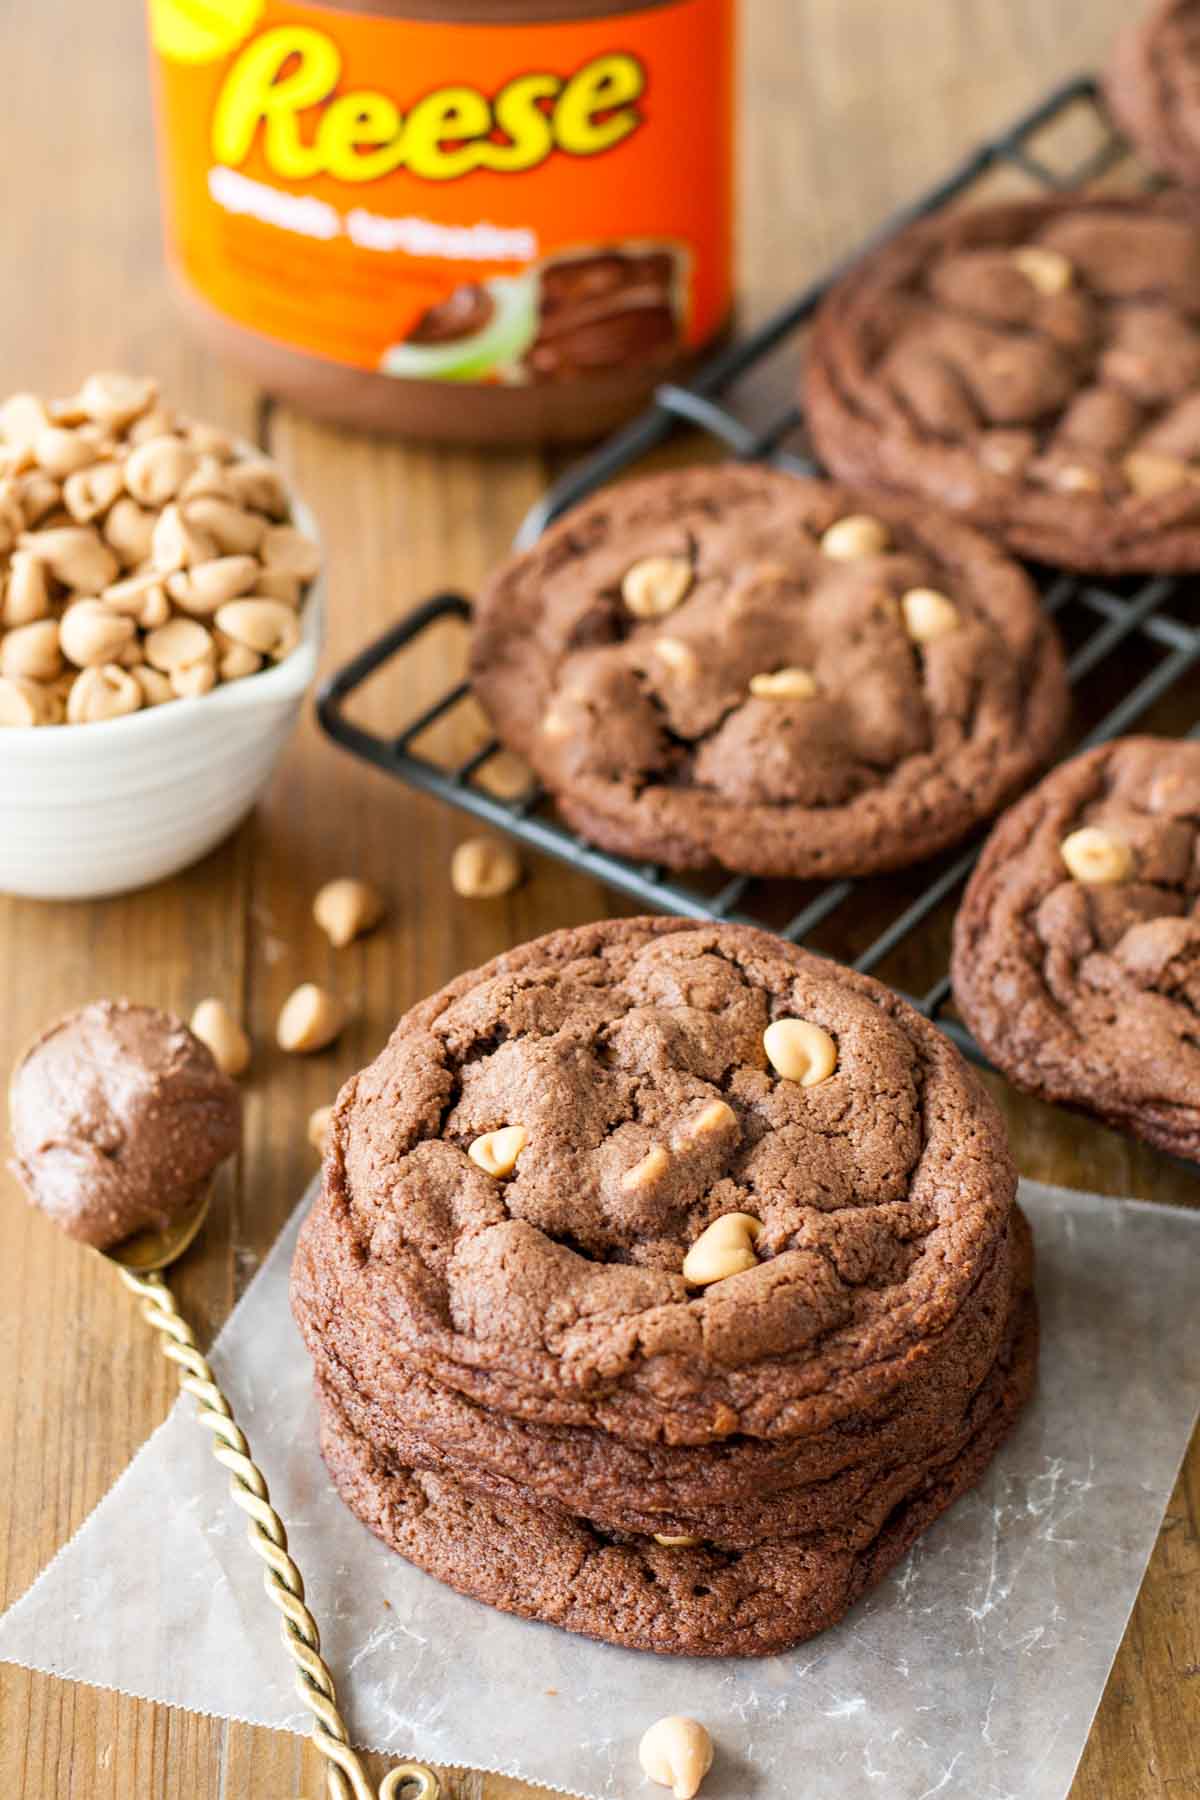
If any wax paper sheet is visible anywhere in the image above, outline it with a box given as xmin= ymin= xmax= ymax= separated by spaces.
xmin=1 ymin=1179 xmax=1198 ymax=1800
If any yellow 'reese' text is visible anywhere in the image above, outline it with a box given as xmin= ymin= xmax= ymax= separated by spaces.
xmin=211 ymin=27 xmax=646 ymax=182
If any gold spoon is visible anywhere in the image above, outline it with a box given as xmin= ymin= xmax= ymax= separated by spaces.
xmin=14 ymin=1088 xmax=439 ymax=1800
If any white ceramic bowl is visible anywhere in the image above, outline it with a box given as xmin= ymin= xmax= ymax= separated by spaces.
xmin=0 ymin=506 xmax=323 ymax=902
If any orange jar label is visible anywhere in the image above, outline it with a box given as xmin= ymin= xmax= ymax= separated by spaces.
xmin=147 ymin=0 xmax=734 ymax=384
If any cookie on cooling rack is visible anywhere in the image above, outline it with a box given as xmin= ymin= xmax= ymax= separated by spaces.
xmin=1107 ymin=2 xmax=1200 ymax=187
xmin=953 ymin=735 xmax=1200 ymax=1162
xmin=804 ymin=191 xmax=1200 ymax=573
xmin=467 ymin=464 xmax=1068 ymax=879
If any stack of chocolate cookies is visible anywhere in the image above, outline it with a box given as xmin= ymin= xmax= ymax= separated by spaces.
xmin=293 ymin=918 xmax=1036 ymax=1657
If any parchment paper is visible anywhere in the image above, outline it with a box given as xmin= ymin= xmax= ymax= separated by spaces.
xmin=1 ymin=1179 xmax=1198 ymax=1800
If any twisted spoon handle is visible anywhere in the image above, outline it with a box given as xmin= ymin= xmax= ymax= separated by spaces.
xmin=119 ymin=1266 xmax=440 ymax=1800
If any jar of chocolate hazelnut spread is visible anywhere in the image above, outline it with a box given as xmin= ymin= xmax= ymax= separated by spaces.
xmin=146 ymin=0 xmax=736 ymax=444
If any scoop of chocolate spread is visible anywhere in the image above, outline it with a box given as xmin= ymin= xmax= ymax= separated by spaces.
xmin=9 ymin=1000 xmax=241 ymax=1250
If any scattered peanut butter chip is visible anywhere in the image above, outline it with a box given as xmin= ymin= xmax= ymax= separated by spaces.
xmin=1060 ymin=826 xmax=1134 ymax=885
xmin=901 ymin=587 xmax=960 ymax=644
xmin=682 ymin=1212 xmax=763 ymax=1287
xmin=748 ymin=665 xmax=817 ymax=700
xmin=621 ymin=554 xmax=693 ymax=618
xmin=763 ymin=1018 xmax=838 ymax=1085
xmin=276 ymin=983 xmax=348 ymax=1054
xmin=653 ymin=1534 xmax=701 ymax=1547
xmin=620 ymin=1145 xmax=671 ymax=1192
xmin=638 ymin=1716 xmax=714 ymax=1800
xmin=451 ymin=836 xmax=522 ymax=899
xmin=467 ymin=1124 xmax=527 ymax=1178
xmin=308 ymin=1104 xmax=335 ymax=1155
xmin=190 ymin=999 xmax=252 ymax=1078
xmin=820 ymin=514 xmax=890 ymax=560
xmin=313 ymin=877 xmax=386 ymax=948
xmin=1011 ymin=245 xmax=1073 ymax=295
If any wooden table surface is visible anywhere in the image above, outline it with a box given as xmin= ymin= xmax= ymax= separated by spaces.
xmin=2 ymin=1 xmax=1198 ymax=1795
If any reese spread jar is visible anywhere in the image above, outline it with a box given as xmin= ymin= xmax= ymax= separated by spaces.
xmin=146 ymin=0 xmax=736 ymax=443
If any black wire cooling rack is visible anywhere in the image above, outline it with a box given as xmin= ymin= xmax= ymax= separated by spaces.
xmin=317 ymin=75 xmax=1200 ymax=1067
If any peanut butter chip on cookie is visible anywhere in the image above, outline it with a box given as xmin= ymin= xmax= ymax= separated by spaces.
xmin=620 ymin=1145 xmax=670 ymax=1192
xmin=1124 ymin=451 xmax=1193 ymax=497
xmin=1011 ymin=246 xmax=1073 ymax=294
xmin=682 ymin=1212 xmax=763 ymax=1287
xmin=653 ymin=1533 xmax=701 ymax=1547
xmin=683 ymin=1099 xmax=736 ymax=1138
xmin=1060 ymin=826 xmax=1134 ymax=885
xmin=748 ymin=666 xmax=817 ymax=699
xmin=901 ymin=587 xmax=960 ymax=643
xmin=820 ymin=514 xmax=890 ymax=559
xmin=621 ymin=554 xmax=693 ymax=618
xmin=763 ymin=1017 xmax=838 ymax=1085
xmin=1055 ymin=465 xmax=1103 ymax=495
xmin=654 ymin=636 xmax=697 ymax=676
xmin=468 ymin=1124 xmax=527 ymax=1178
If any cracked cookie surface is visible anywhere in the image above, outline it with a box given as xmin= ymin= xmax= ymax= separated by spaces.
xmin=805 ymin=192 xmax=1200 ymax=572
xmin=292 ymin=918 xmax=1020 ymax=1446
xmin=468 ymin=466 xmax=1067 ymax=877
xmin=953 ymin=736 xmax=1200 ymax=1161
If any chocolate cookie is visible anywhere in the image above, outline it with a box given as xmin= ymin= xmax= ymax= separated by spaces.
xmin=310 ymin=1238 xmax=1016 ymax=1542
xmin=1107 ymin=3 xmax=1200 ymax=188
xmin=805 ymin=192 xmax=1200 ymax=572
xmin=315 ymin=1277 xmax=1036 ymax=1658
xmin=292 ymin=917 xmax=1022 ymax=1448
xmin=469 ymin=466 xmax=1067 ymax=877
xmin=953 ymin=736 xmax=1200 ymax=1161
xmin=316 ymin=1231 xmax=1028 ymax=1551
xmin=8 ymin=999 xmax=241 ymax=1249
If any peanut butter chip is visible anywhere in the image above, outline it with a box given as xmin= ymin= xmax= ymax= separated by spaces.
xmin=763 ymin=1017 xmax=838 ymax=1085
xmin=313 ymin=877 xmax=386 ymax=947
xmin=684 ymin=1099 xmax=736 ymax=1138
xmin=190 ymin=999 xmax=251 ymax=1078
xmin=748 ymin=666 xmax=817 ymax=699
xmin=276 ymin=983 xmax=348 ymax=1054
xmin=1060 ymin=826 xmax=1134 ymax=885
xmin=308 ymin=1104 xmax=335 ymax=1155
xmin=1055 ymin=465 xmax=1102 ymax=495
xmin=638 ymin=1717 xmax=714 ymax=1800
xmin=1011 ymin=246 xmax=1073 ymax=295
xmin=901 ymin=587 xmax=960 ymax=643
xmin=620 ymin=1145 xmax=670 ymax=1192
xmin=1124 ymin=451 xmax=1193 ymax=497
xmin=467 ymin=1124 xmax=527 ymax=1178
xmin=621 ymin=554 xmax=693 ymax=619
xmin=654 ymin=636 xmax=697 ymax=676
xmin=682 ymin=1212 xmax=763 ymax=1287
xmin=820 ymin=514 xmax=890 ymax=559
xmin=652 ymin=1534 xmax=701 ymax=1547
xmin=0 ymin=675 xmax=47 ymax=726
xmin=66 ymin=665 xmax=142 ymax=724
xmin=451 ymin=836 xmax=522 ymax=899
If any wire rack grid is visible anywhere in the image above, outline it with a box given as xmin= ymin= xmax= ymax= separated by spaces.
xmin=317 ymin=75 xmax=1200 ymax=1066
